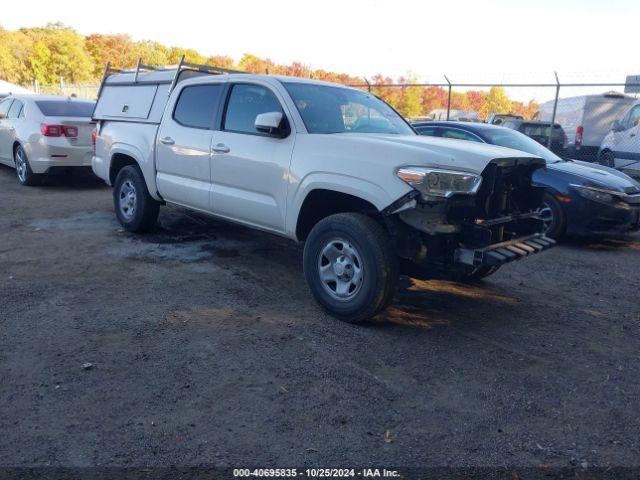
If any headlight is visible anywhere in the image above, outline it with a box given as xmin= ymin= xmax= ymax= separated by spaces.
xmin=397 ymin=167 xmax=482 ymax=198
xmin=571 ymin=185 xmax=618 ymax=204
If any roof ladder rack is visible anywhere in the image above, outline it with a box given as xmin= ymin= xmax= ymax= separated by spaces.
xmin=96 ymin=56 xmax=247 ymax=97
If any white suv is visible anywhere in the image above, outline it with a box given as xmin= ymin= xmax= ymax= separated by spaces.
xmin=92 ymin=61 xmax=554 ymax=322
xmin=600 ymin=101 xmax=640 ymax=179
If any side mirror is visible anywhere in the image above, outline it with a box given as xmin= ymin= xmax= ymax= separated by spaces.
xmin=612 ymin=119 xmax=625 ymax=132
xmin=255 ymin=111 xmax=288 ymax=138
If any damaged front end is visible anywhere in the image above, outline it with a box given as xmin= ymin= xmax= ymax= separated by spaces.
xmin=386 ymin=158 xmax=555 ymax=278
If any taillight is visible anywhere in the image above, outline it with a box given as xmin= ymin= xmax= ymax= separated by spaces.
xmin=64 ymin=126 xmax=78 ymax=138
xmin=40 ymin=124 xmax=78 ymax=138
xmin=91 ymin=128 xmax=97 ymax=153
xmin=575 ymin=126 xmax=583 ymax=147
xmin=41 ymin=124 xmax=62 ymax=137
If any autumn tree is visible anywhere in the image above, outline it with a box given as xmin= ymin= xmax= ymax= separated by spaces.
xmin=85 ymin=34 xmax=138 ymax=76
xmin=481 ymin=86 xmax=512 ymax=118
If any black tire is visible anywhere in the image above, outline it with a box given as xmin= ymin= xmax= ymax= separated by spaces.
xmin=599 ymin=149 xmax=615 ymax=168
xmin=14 ymin=145 xmax=41 ymax=186
xmin=113 ymin=165 xmax=160 ymax=232
xmin=540 ymin=192 xmax=567 ymax=240
xmin=303 ymin=213 xmax=399 ymax=324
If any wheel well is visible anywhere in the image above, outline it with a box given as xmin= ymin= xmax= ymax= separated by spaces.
xmin=295 ymin=189 xmax=380 ymax=241
xmin=109 ymin=153 xmax=138 ymax=184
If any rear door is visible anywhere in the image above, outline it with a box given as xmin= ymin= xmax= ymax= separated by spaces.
xmin=155 ymin=81 xmax=225 ymax=211
xmin=209 ymin=81 xmax=296 ymax=233
xmin=0 ymin=98 xmax=14 ymax=163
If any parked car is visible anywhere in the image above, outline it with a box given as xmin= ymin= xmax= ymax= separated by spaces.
xmin=92 ymin=62 xmax=554 ymax=323
xmin=537 ymin=92 xmax=636 ymax=162
xmin=599 ymin=100 xmax=640 ymax=180
xmin=485 ymin=113 xmax=523 ymax=125
xmin=501 ymin=119 xmax=567 ymax=156
xmin=412 ymin=121 xmax=640 ymax=239
xmin=0 ymin=95 xmax=96 ymax=185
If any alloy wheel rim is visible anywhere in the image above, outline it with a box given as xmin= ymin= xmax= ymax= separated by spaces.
xmin=318 ymin=238 xmax=364 ymax=301
xmin=537 ymin=202 xmax=554 ymax=232
xmin=118 ymin=180 xmax=137 ymax=220
xmin=16 ymin=149 xmax=27 ymax=182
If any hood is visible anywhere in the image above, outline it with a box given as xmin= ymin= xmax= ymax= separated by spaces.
xmin=548 ymin=160 xmax=640 ymax=194
xmin=336 ymin=134 xmax=544 ymax=174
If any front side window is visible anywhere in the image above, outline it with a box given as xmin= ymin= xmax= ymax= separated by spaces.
xmin=283 ymin=83 xmax=414 ymax=135
xmin=8 ymin=100 xmax=23 ymax=119
xmin=441 ymin=128 xmax=482 ymax=142
xmin=415 ymin=126 xmax=437 ymax=136
xmin=0 ymin=99 xmax=13 ymax=119
xmin=482 ymin=127 xmax=562 ymax=164
xmin=627 ymin=105 xmax=640 ymax=130
xmin=223 ymin=84 xmax=283 ymax=135
xmin=173 ymin=84 xmax=223 ymax=129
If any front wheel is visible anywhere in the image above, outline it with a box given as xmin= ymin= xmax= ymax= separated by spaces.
xmin=113 ymin=165 xmax=160 ymax=232
xmin=303 ymin=213 xmax=398 ymax=324
xmin=536 ymin=192 xmax=567 ymax=240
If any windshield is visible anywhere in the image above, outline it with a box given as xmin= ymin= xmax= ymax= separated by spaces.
xmin=36 ymin=100 xmax=95 ymax=117
xmin=482 ymin=127 xmax=563 ymax=164
xmin=283 ymin=83 xmax=414 ymax=135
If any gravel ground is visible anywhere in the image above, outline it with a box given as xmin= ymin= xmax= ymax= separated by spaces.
xmin=0 ymin=164 xmax=639 ymax=472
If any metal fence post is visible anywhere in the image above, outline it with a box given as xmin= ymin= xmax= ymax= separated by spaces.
xmin=444 ymin=75 xmax=452 ymax=121
xmin=548 ymin=71 xmax=560 ymax=149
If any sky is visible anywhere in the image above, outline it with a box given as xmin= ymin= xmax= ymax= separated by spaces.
xmin=2 ymin=0 xmax=639 ymax=102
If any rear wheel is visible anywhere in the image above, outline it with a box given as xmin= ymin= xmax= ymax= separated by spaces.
xmin=537 ymin=192 xmax=567 ymax=240
xmin=303 ymin=213 xmax=398 ymax=323
xmin=113 ymin=165 xmax=160 ymax=232
xmin=14 ymin=145 xmax=41 ymax=186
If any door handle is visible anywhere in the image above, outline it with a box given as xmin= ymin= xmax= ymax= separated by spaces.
xmin=160 ymin=136 xmax=175 ymax=145
xmin=211 ymin=143 xmax=230 ymax=154
xmin=9 ymin=127 xmax=15 ymax=132
xmin=631 ymin=133 xmax=636 ymax=138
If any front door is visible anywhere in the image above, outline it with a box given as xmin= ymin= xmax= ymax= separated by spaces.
xmin=0 ymin=98 xmax=15 ymax=163
xmin=613 ymin=105 xmax=640 ymax=168
xmin=210 ymin=82 xmax=295 ymax=233
xmin=155 ymin=82 xmax=224 ymax=211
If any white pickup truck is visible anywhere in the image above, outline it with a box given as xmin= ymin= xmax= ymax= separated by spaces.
xmin=92 ymin=60 xmax=554 ymax=323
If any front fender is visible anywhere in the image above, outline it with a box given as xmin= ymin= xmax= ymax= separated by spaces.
xmin=285 ymin=171 xmax=410 ymax=238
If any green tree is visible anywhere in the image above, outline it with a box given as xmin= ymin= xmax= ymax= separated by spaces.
xmin=134 ymin=40 xmax=170 ymax=67
xmin=21 ymin=23 xmax=93 ymax=84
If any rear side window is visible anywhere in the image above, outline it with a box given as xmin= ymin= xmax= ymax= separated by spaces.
xmin=0 ymin=99 xmax=13 ymax=119
xmin=36 ymin=100 xmax=95 ymax=117
xmin=415 ymin=126 xmax=438 ymax=136
xmin=441 ymin=128 xmax=482 ymax=142
xmin=173 ymin=84 xmax=223 ymax=129
xmin=8 ymin=100 xmax=23 ymax=119
xmin=223 ymin=84 xmax=283 ymax=135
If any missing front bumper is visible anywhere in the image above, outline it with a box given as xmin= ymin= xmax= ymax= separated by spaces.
xmin=455 ymin=234 xmax=556 ymax=268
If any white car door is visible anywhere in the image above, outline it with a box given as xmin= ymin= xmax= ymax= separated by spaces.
xmin=613 ymin=105 xmax=640 ymax=167
xmin=155 ymin=82 xmax=225 ymax=211
xmin=210 ymin=82 xmax=295 ymax=233
xmin=0 ymin=98 xmax=15 ymax=164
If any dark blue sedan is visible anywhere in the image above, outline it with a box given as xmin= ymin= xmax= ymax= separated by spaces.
xmin=412 ymin=121 xmax=640 ymax=238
